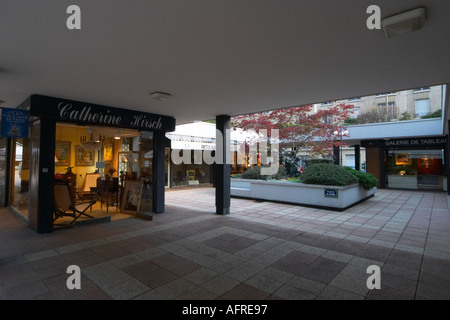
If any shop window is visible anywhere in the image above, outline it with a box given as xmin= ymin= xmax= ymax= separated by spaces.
xmin=387 ymin=149 xmax=446 ymax=190
xmin=10 ymin=137 xmax=30 ymax=218
xmin=53 ymin=124 xmax=155 ymax=225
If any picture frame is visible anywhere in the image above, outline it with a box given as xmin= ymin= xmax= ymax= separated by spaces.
xmin=75 ymin=145 xmax=95 ymax=166
xmin=395 ymin=153 xmax=412 ymax=165
xmin=121 ymin=180 xmax=142 ymax=214
xmin=55 ymin=141 xmax=71 ymax=166
xmin=138 ymin=178 xmax=152 ymax=213
xmin=104 ymin=142 xmax=113 ymax=162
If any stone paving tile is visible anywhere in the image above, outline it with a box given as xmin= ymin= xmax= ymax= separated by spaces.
xmin=317 ymin=286 xmax=365 ymax=300
xmin=201 ymin=274 xmax=240 ymax=296
xmin=272 ymin=283 xmax=317 ymax=300
xmin=220 ymin=283 xmax=271 ymax=300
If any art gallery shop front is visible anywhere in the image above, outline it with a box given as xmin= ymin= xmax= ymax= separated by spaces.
xmin=8 ymin=95 xmax=175 ymax=234
xmin=362 ymin=136 xmax=449 ymax=192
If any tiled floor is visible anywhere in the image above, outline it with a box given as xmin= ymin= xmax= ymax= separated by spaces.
xmin=1 ymin=188 xmax=450 ymax=300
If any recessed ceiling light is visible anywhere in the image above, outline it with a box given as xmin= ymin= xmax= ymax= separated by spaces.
xmin=150 ymin=92 xmax=172 ymax=101
xmin=381 ymin=7 xmax=426 ymax=38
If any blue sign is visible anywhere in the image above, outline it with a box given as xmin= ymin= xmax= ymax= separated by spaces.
xmin=324 ymin=189 xmax=339 ymax=198
xmin=1 ymin=108 xmax=30 ymax=138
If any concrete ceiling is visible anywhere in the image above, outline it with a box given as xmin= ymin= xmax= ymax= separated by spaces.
xmin=1 ymin=0 xmax=450 ymax=125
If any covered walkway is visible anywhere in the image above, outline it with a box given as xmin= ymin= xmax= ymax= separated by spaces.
xmin=1 ymin=188 xmax=450 ymax=300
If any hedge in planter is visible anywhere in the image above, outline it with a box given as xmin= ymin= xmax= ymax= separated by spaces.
xmin=301 ymin=164 xmax=358 ymax=186
xmin=344 ymin=167 xmax=378 ymax=190
xmin=303 ymin=159 xmax=333 ymax=168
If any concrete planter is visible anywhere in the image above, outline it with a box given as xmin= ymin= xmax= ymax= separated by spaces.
xmin=231 ymin=179 xmax=377 ymax=210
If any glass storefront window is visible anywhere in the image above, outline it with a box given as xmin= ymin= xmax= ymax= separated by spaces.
xmin=53 ymin=124 xmax=155 ymax=226
xmin=10 ymin=137 xmax=30 ymax=218
xmin=387 ymin=149 xmax=446 ymax=190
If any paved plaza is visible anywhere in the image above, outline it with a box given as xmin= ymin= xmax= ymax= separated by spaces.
xmin=1 ymin=187 xmax=450 ymax=300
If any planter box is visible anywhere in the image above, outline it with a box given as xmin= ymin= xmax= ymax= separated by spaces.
xmin=231 ymin=179 xmax=377 ymax=210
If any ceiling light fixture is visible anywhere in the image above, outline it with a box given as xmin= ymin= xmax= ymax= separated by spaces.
xmin=150 ymin=92 xmax=172 ymax=101
xmin=114 ymin=130 xmax=121 ymax=140
xmin=381 ymin=7 xmax=426 ymax=38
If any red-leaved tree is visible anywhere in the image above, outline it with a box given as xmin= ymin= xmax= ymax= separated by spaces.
xmin=231 ymin=103 xmax=354 ymax=157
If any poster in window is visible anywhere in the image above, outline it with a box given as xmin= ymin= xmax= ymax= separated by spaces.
xmin=75 ymin=145 xmax=95 ymax=166
xmin=55 ymin=141 xmax=71 ymax=166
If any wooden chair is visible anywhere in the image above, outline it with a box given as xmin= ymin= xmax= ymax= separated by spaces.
xmin=54 ymin=182 xmax=96 ymax=225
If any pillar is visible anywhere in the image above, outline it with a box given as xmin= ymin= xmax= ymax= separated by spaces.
xmin=354 ymin=144 xmax=361 ymax=171
xmin=153 ymin=131 xmax=166 ymax=213
xmin=215 ymin=115 xmax=230 ymax=215
xmin=29 ymin=118 xmax=56 ymax=233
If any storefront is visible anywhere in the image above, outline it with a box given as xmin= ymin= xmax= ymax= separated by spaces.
xmin=362 ymin=136 xmax=448 ymax=191
xmin=6 ymin=94 xmax=175 ymax=233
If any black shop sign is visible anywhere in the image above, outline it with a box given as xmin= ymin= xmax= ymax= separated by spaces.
xmin=26 ymin=94 xmax=175 ymax=132
xmin=362 ymin=136 xmax=447 ymax=149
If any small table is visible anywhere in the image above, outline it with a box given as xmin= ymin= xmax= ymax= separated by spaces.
xmin=90 ymin=185 xmax=119 ymax=213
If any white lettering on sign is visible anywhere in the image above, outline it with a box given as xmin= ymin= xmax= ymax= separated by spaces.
xmin=130 ymin=115 xmax=162 ymax=130
xmin=58 ymin=102 xmax=122 ymax=125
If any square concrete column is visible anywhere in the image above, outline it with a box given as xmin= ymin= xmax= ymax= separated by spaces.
xmin=354 ymin=144 xmax=361 ymax=171
xmin=215 ymin=115 xmax=231 ymax=215
xmin=153 ymin=131 xmax=166 ymax=213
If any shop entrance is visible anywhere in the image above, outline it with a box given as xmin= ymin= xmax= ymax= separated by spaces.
xmin=52 ymin=123 xmax=155 ymax=226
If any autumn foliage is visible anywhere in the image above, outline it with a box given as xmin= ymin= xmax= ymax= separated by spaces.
xmin=232 ymin=103 xmax=355 ymax=156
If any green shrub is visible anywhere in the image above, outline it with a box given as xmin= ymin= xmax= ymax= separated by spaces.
xmin=344 ymin=118 xmax=359 ymax=125
xmin=234 ymin=165 xmax=286 ymax=180
xmin=421 ymin=109 xmax=442 ymax=119
xmin=303 ymin=159 xmax=333 ymax=168
xmin=400 ymin=111 xmax=412 ymax=121
xmin=344 ymin=167 xmax=378 ymax=190
xmin=301 ymin=164 xmax=358 ymax=186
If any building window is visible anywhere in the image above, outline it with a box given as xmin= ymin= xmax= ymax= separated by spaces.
xmin=377 ymin=102 xmax=396 ymax=107
xmin=415 ymin=99 xmax=430 ymax=117
xmin=376 ymin=92 xmax=396 ymax=97
xmin=321 ymin=101 xmax=332 ymax=106
xmin=348 ymin=97 xmax=361 ymax=102
xmin=413 ymin=87 xmax=431 ymax=93
xmin=323 ymin=115 xmax=332 ymax=124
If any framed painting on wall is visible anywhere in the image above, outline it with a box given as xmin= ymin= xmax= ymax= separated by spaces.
xmin=395 ymin=153 xmax=412 ymax=165
xmin=75 ymin=145 xmax=95 ymax=166
xmin=104 ymin=142 xmax=113 ymax=162
xmin=55 ymin=141 xmax=71 ymax=166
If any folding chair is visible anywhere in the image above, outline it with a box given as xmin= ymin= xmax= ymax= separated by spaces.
xmin=54 ymin=182 xmax=96 ymax=225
